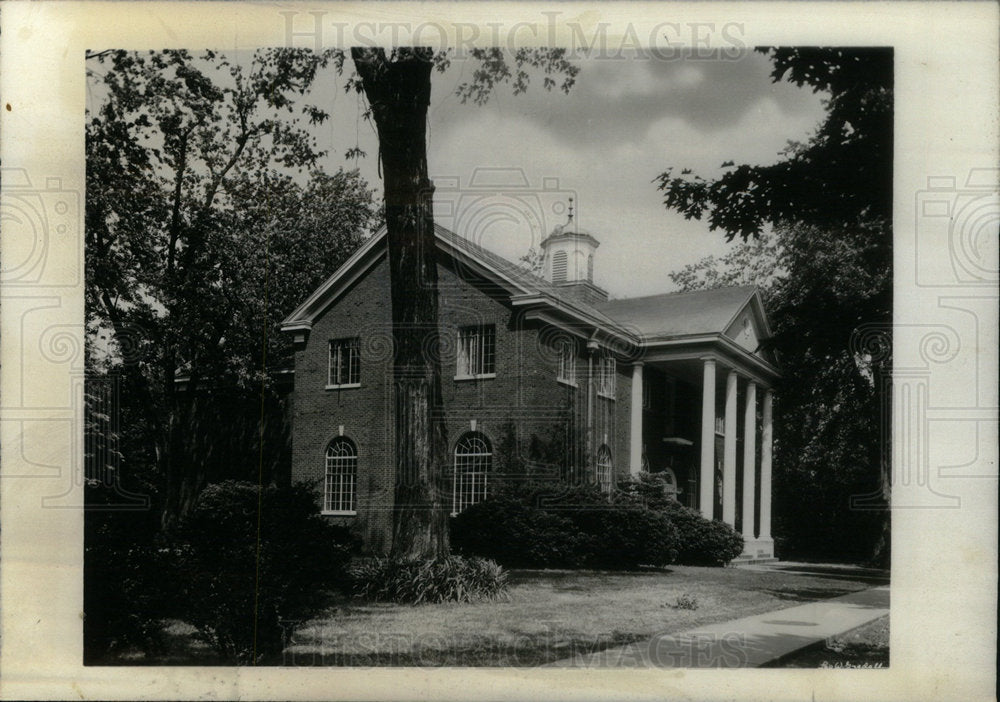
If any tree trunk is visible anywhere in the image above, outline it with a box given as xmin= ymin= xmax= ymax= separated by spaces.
xmin=352 ymin=48 xmax=450 ymax=560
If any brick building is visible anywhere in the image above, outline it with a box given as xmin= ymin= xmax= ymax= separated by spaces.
xmin=281 ymin=220 xmax=780 ymax=560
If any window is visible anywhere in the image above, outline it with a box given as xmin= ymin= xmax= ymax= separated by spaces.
xmin=662 ymin=467 xmax=680 ymax=500
xmin=586 ymin=254 xmax=594 ymax=282
xmin=328 ymin=337 xmax=360 ymax=387
xmin=557 ymin=339 xmax=576 ymax=386
xmin=642 ymin=374 xmax=653 ymax=410
xmin=457 ymin=324 xmax=496 ymax=378
xmin=324 ymin=437 xmax=357 ymax=514
xmin=596 ymin=445 xmax=613 ymax=493
xmin=552 ymin=251 xmax=568 ymax=283
xmin=598 ymin=353 xmax=616 ymax=398
xmin=453 ymin=432 xmax=492 ymax=514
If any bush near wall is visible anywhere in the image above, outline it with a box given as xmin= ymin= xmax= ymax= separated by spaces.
xmin=174 ymin=480 xmax=355 ymax=663
xmin=451 ymin=481 xmax=680 ymax=570
xmin=616 ymin=473 xmax=744 ymax=566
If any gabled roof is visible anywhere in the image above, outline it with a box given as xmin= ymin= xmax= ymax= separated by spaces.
xmin=281 ymin=223 xmax=624 ymax=332
xmin=594 ymin=286 xmax=761 ymax=341
xmin=282 ymin=224 xmax=776 ymax=374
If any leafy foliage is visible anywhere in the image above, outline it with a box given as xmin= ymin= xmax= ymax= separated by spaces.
xmin=350 ymin=556 xmax=510 ymax=604
xmin=174 ymin=481 xmax=355 ymax=663
xmin=616 ymin=473 xmax=744 ymax=566
xmin=83 ymin=484 xmax=174 ymax=662
xmin=86 ymin=49 xmax=381 ymax=524
xmin=657 ymin=48 xmax=892 ymax=563
xmin=657 ymin=48 xmax=892 ymax=241
xmin=451 ymin=481 xmax=681 ymax=570
xmin=456 ymin=48 xmax=579 ymax=105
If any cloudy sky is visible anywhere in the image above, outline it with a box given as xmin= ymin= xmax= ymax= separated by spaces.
xmin=311 ymin=50 xmax=826 ymax=299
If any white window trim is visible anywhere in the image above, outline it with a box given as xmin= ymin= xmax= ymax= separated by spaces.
xmin=596 ymin=445 xmax=613 ymax=493
xmin=452 ymin=432 xmax=492 ymax=515
xmin=597 ymin=354 xmax=617 ymax=399
xmin=456 ymin=325 xmax=496 ymax=379
xmin=324 ymin=437 xmax=357 ymax=514
xmin=328 ymin=338 xmax=361 ymax=387
xmin=557 ymin=342 xmax=578 ymax=388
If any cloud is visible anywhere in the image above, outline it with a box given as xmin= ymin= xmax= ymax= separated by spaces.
xmin=316 ymin=51 xmax=828 ymax=298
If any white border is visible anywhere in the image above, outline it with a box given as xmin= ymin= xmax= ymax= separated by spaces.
xmin=1 ymin=3 xmax=997 ymax=701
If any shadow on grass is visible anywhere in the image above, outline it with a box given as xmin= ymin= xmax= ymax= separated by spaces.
xmin=754 ymin=586 xmax=859 ymax=603
xmin=762 ymin=564 xmax=889 ymax=586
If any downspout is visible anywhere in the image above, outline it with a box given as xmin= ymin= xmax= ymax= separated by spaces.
xmin=586 ymin=334 xmax=600 ymax=483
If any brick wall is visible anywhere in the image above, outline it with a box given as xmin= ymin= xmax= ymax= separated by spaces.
xmin=291 ymin=254 xmax=632 ymax=552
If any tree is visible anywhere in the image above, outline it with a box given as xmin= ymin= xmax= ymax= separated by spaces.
xmin=657 ymin=48 xmax=892 ymax=564
xmin=345 ymin=47 xmax=578 ymax=560
xmin=86 ymin=49 xmax=381 ymax=527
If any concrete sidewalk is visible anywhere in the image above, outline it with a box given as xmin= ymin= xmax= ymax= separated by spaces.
xmin=547 ymin=586 xmax=890 ymax=668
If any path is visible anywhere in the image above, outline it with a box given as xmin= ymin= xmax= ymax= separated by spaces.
xmin=547 ymin=585 xmax=890 ymax=668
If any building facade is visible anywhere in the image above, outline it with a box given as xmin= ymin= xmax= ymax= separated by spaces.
xmin=282 ymin=221 xmax=780 ymax=561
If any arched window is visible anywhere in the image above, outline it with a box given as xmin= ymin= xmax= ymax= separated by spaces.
xmin=552 ymin=250 xmax=568 ymax=283
xmin=587 ymin=253 xmax=594 ymax=281
xmin=453 ymin=432 xmax=492 ymax=514
xmin=596 ymin=445 xmax=613 ymax=493
xmin=324 ymin=437 xmax=357 ymax=513
xmin=662 ymin=467 xmax=680 ymax=501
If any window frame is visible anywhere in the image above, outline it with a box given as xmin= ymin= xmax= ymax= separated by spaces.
xmin=597 ymin=352 xmax=617 ymax=399
xmin=455 ymin=324 xmax=497 ymax=380
xmin=323 ymin=437 xmax=358 ymax=515
xmin=327 ymin=337 xmax=361 ymax=389
xmin=596 ymin=444 xmax=613 ymax=494
xmin=557 ymin=338 xmax=578 ymax=387
xmin=452 ymin=432 xmax=492 ymax=515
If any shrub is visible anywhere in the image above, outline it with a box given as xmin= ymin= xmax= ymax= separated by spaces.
xmin=450 ymin=495 xmax=588 ymax=568
xmin=580 ymin=507 xmax=679 ymax=569
xmin=451 ymin=481 xmax=679 ymax=570
xmin=350 ymin=556 xmax=509 ymax=604
xmin=662 ymin=500 xmax=744 ymax=566
xmin=615 ymin=473 xmax=744 ymax=566
xmin=175 ymin=480 xmax=355 ymax=663
xmin=83 ymin=483 xmax=173 ymax=662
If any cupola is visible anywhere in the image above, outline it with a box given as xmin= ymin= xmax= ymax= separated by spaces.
xmin=539 ymin=200 xmax=609 ymax=305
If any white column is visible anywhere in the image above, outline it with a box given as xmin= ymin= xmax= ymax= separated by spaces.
xmin=759 ymin=389 xmax=774 ymax=541
xmin=742 ymin=380 xmax=757 ymax=540
xmin=699 ymin=358 xmax=716 ymax=519
xmin=722 ymin=370 xmax=738 ymax=527
xmin=629 ymin=363 xmax=644 ymax=476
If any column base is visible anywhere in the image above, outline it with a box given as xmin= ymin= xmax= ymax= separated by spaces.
xmin=731 ymin=537 xmax=776 ymax=565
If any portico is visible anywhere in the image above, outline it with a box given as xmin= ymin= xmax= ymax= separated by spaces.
xmin=608 ymin=287 xmax=781 ymax=562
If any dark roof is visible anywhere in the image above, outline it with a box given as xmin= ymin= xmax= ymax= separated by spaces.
xmin=594 ymin=286 xmax=757 ymax=339
xmin=436 ymin=224 xmax=756 ymax=339
xmin=434 ymin=224 xmax=623 ymax=328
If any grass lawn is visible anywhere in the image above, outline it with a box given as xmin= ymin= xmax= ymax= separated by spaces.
xmin=115 ymin=564 xmax=886 ymax=666
xmin=279 ymin=565 xmax=883 ymax=666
